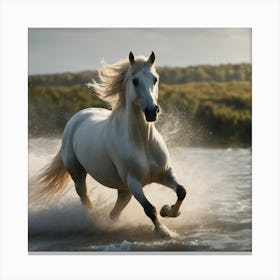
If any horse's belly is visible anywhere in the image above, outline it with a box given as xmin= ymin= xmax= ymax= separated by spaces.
xmin=86 ymin=159 xmax=126 ymax=189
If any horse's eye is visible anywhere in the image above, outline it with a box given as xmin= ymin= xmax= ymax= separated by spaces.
xmin=132 ymin=78 xmax=139 ymax=86
xmin=153 ymin=77 xmax=158 ymax=85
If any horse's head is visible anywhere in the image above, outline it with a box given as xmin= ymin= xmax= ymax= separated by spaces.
xmin=127 ymin=51 xmax=160 ymax=122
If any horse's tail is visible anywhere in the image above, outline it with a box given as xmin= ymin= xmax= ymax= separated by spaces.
xmin=37 ymin=149 xmax=70 ymax=198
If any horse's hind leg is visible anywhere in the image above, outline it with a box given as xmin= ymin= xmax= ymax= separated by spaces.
xmin=110 ymin=189 xmax=132 ymax=220
xmin=65 ymin=157 xmax=93 ymax=209
xmin=73 ymin=174 xmax=93 ymax=209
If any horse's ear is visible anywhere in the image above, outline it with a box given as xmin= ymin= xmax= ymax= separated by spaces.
xmin=129 ymin=51 xmax=135 ymax=64
xmin=147 ymin=51 xmax=155 ymax=65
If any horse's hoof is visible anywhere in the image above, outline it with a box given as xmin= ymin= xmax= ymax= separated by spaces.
xmin=154 ymin=224 xmax=172 ymax=238
xmin=160 ymin=205 xmax=171 ymax=217
xmin=160 ymin=205 xmax=180 ymax=218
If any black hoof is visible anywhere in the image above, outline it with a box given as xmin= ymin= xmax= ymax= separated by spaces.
xmin=160 ymin=205 xmax=181 ymax=218
xmin=160 ymin=205 xmax=171 ymax=217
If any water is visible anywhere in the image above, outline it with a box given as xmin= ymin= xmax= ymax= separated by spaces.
xmin=28 ymin=138 xmax=251 ymax=252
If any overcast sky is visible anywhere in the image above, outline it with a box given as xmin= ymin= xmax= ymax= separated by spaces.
xmin=28 ymin=28 xmax=251 ymax=75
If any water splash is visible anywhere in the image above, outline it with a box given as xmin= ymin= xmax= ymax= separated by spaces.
xmin=28 ymin=137 xmax=251 ymax=251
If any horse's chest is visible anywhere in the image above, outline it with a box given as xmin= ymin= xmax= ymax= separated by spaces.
xmin=146 ymin=152 xmax=165 ymax=172
xmin=127 ymin=145 xmax=168 ymax=182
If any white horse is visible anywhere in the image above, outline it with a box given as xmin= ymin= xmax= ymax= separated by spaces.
xmin=38 ymin=52 xmax=187 ymax=237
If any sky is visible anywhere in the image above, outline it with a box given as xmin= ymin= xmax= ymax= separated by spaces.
xmin=28 ymin=28 xmax=251 ymax=75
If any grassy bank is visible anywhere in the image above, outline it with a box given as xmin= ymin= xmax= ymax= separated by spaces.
xmin=28 ymin=64 xmax=251 ymax=147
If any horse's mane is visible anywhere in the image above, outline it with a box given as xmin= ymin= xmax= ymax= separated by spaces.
xmin=88 ymin=56 xmax=150 ymax=110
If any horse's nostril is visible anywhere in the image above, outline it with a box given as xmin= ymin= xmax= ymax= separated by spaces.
xmin=155 ymin=105 xmax=160 ymax=114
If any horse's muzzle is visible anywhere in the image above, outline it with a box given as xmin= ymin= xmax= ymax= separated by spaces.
xmin=144 ymin=105 xmax=160 ymax=122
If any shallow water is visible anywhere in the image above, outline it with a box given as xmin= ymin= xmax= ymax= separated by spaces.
xmin=28 ymin=138 xmax=251 ymax=252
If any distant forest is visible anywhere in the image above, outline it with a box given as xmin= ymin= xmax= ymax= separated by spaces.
xmin=29 ymin=63 xmax=251 ymax=87
xmin=29 ymin=63 xmax=252 ymax=147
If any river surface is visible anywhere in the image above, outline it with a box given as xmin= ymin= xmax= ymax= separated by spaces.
xmin=28 ymin=138 xmax=251 ymax=252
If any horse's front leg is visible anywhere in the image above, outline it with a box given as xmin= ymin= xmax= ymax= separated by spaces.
xmin=158 ymin=168 xmax=187 ymax=218
xmin=127 ymin=174 xmax=171 ymax=238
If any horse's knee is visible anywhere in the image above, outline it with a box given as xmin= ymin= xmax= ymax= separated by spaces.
xmin=144 ymin=202 xmax=157 ymax=222
xmin=176 ymin=185 xmax=186 ymax=201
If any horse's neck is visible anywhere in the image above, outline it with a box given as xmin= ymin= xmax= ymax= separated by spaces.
xmin=125 ymin=102 xmax=155 ymax=145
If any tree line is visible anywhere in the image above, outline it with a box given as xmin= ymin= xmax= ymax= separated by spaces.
xmin=28 ymin=63 xmax=251 ymax=87
xmin=28 ymin=63 xmax=252 ymax=147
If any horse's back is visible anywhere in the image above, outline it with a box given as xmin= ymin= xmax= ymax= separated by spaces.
xmin=72 ymin=107 xmax=111 ymax=124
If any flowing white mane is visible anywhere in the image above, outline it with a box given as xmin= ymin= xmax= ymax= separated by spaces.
xmin=88 ymin=56 xmax=153 ymax=110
